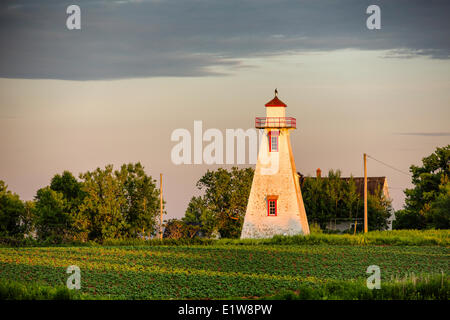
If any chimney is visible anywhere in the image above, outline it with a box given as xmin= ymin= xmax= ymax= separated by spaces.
xmin=316 ymin=168 xmax=321 ymax=178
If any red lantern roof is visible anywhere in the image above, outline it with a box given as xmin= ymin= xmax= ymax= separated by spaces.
xmin=265 ymin=93 xmax=287 ymax=107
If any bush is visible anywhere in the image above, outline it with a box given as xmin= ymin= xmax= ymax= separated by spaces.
xmin=309 ymin=222 xmax=323 ymax=234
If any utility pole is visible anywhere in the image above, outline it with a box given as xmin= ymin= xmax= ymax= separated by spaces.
xmin=364 ymin=153 xmax=368 ymax=233
xmin=160 ymin=173 xmax=163 ymax=240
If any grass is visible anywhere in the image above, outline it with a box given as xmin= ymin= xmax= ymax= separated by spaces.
xmin=100 ymin=229 xmax=450 ymax=247
xmin=101 ymin=229 xmax=450 ymax=247
xmin=0 ymin=279 xmax=85 ymax=300
xmin=2 ymin=230 xmax=448 ymax=247
xmin=264 ymin=273 xmax=449 ymax=300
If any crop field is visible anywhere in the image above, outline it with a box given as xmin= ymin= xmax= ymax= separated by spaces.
xmin=0 ymin=243 xmax=448 ymax=299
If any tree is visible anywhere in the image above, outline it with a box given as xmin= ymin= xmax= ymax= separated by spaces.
xmin=393 ymin=209 xmax=426 ymax=230
xmin=183 ymin=196 xmax=216 ymax=237
xmin=78 ymin=163 xmax=161 ymax=241
xmin=301 ymin=174 xmax=329 ymax=227
xmin=184 ymin=167 xmax=254 ymax=238
xmin=30 ymin=164 xmax=161 ymax=243
xmin=32 ymin=171 xmax=87 ymax=242
xmin=394 ymin=145 xmax=449 ymax=229
xmin=50 ymin=171 xmax=85 ymax=213
xmin=426 ymin=176 xmax=450 ymax=229
xmin=365 ymin=192 xmax=392 ymax=231
xmin=78 ymin=165 xmax=128 ymax=240
xmin=34 ymin=187 xmax=72 ymax=242
xmin=116 ymin=163 xmax=161 ymax=238
xmin=23 ymin=200 xmax=36 ymax=237
xmin=0 ymin=180 xmax=29 ymax=238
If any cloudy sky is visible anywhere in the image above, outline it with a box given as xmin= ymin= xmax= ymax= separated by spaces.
xmin=1 ymin=0 xmax=449 ymax=218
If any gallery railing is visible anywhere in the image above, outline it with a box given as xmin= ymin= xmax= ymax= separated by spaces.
xmin=255 ymin=117 xmax=296 ymax=129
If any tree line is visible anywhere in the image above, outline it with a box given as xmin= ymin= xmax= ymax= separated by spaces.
xmin=1 ymin=145 xmax=448 ymax=242
xmin=168 ymin=145 xmax=449 ymax=238
xmin=0 ymin=163 xmax=162 ymax=243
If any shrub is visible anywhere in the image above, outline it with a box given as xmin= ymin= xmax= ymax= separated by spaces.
xmin=309 ymin=222 xmax=323 ymax=234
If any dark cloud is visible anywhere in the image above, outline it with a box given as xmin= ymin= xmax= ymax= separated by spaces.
xmin=0 ymin=0 xmax=449 ymax=80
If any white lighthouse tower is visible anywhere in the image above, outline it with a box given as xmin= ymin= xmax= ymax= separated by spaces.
xmin=241 ymin=90 xmax=310 ymax=238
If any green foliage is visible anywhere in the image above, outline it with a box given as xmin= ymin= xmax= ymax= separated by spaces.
xmin=33 ymin=171 xmax=87 ymax=242
xmin=78 ymin=165 xmax=128 ymax=240
xmin=118 ymin=163 xmax=161 ymax=238
xmin=183 ymin=196 xmax=216 ymax=237
xmin=0 ymin=279 xmax=83 ymax=300
xmin=0 ymin=180 xmax=32 ymax=238
xmin=78 ymin=163 xmax=161 ymax=241
xmin=50 ymin=171 xmax=86 ymax=212
xmin=309 ymin=222 xmax=323 ymax=234
xmin=34 ymin=187 xmax=73 ymax=243
xmin=406 ymin=145 xmax=449 ymax=212
xmin=33 ymin=171 xmax=89 ymax=243
xmin=366 ymin=192 xmax=392 ymax=231
xmin=30 ymin=163 xmax=161 ymax=243
xmin=263 ymin=273 xmax=449 ymax=300
xmin=302 ymin=170 xmax=392 ymax=231
xmin=184 ymin=167 xmax=254 ymax=238
xmin=427 ymin=179 xmax=450 ymax=229
xmin=395 ymin=145 xmax=449 ymax=229
xmin=394 ymin=209 xmax=426 ymax=230
xmin=0 ymin=242 xmax=447 ymax=299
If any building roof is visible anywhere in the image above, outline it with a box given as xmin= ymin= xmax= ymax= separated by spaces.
xmin=299 ymin=174 xmax=387 ymax=198
xmin=265 ymin=95 xmax=287 ymax=107
xmin=341 ymin=177 xmax=387 ymax=198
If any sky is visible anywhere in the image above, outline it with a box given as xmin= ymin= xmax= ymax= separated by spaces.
xmin=0 ymin=0 xmax=449 ymax=218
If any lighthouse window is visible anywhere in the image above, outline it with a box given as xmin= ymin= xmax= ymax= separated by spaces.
xmin=269 ymin=131 xmax=279 ymax=152
xmin=268 ymin=199 xmax=277 ymax=216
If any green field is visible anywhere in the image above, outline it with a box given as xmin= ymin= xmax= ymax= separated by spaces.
xmin=0 ymin=235 xmax=449 ymax=299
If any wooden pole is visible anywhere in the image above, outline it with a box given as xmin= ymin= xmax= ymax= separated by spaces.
xmin=160 ymin=173 xmax=163 ymax=240
xmin=364 ymin=153 xmax=368 ymax=233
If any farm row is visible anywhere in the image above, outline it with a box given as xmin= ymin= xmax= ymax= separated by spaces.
xmin=0 ymin=244 xmax=448 ymax=299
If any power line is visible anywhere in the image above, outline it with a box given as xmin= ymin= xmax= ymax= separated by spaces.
xmin=366 ymin=154 xmax=412 ymax=177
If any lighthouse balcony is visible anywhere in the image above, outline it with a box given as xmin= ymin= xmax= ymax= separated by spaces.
xmin=255 ymin=117 xmax=296 ymax=129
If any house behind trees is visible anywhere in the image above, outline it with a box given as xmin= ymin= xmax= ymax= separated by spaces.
xmin=299 ymin=168 xmax=393 ymax=232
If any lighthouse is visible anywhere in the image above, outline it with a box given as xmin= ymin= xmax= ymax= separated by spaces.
xmin=240 ymin=90 xmax=310 ymax=238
